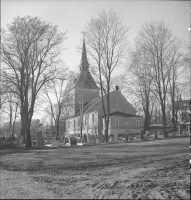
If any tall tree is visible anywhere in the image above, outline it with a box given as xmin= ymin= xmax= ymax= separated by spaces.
xmin=128 ymin=47 xmax=154 ymax=133
xmin=40 ymin=68 xmax=70 ymax=139
xmin=84 ymin=9 xmax=129 ymax=142
xmin=75 ymin=72 xmax=87 ymax=141
xmin=135 ymin=20 xmax=183 ymax=137
xmin=1 ymin=16 xmax=66 ymax=148
xmin=168 ymin=41 xmax=184 ymax=130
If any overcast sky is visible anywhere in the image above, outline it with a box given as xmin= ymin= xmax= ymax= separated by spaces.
xmin=2 ymin=0 xmax=190 ymax=72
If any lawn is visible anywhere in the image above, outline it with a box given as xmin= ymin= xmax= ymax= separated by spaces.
xmin=0 ymin=137 xmax=190 ymax=199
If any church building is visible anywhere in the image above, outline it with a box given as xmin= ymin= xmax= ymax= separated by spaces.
xmin=65 ymin=39 xmax=144 ymax=142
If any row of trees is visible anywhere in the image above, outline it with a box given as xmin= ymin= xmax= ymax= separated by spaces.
xmin=83 ymin=13 xmax=189 ymax=139
xmin=126 ymin=20 xmax=189 ymax=136
xmin=0 ymin=10 xmax=189 ymax=146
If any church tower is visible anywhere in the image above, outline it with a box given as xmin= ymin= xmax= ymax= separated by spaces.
xmin=67 ymin=38 xmax=99 ymax=117
xmin=74 ymin=38 xmax=99 ymax=114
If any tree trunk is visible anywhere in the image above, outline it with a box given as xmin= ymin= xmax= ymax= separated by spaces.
xmin=25 ymin=117 xmax=32 ymax=148
xmin=12 ymin=119 xmax=16 ymax=137
xmin=171 ymin=108 xmax=176 ymax=130
xmin=56 ymin=119 xmax=60 ymax=139
xmin=143 ymin=104 xmax=151 ymax=133
xmin=105 ymin=85 xmax=111 ymax=143
xmin=171 ymin=88 xmax=177 ymax=130
xmin=20 ymin=109 xmax=26 ymax=143
xmin=25 ymin=127 xmax=32 ymax=148
xmin=161 ymin=106 xmax=167 ymax=137
xmin=144 ymin=114 xmax=150 ymax=133
xmin=9 ymin=103 xmax=13 ymax=131
xmin=11 ymin=104 xmax=18 ymax=137
xmin=21 ymin=105 xmax=32 ymax=148
xmin=104 ymin=116 xmax=109 ymax=143
xmin=80 ymin=121 xmax=83 ymax=140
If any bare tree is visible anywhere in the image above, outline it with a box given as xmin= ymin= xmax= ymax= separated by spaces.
xmin=135 ymin=20 xmax=183 ymax=137
xmin=128 ymin=47 xmax=154 ymax=133
xmin=1 ymin=93 xmax=20 ymax=136
xmin=1 ymin=16 xmax=66 ymax=148
xmin=75 ymin=72 xmax=88 ymax=141
xmin=175 ymin=84 xmax=190 ymax=123
xmin=182 ymin=45 xmax=190 ymax=86
xmin=84 ymin=9 xmax=129 ymax=142
xmin=110 ymin=74 xmax=127 ymax=93
xmin=151 ymin=101 xmax=162 ymax=124
xmin=166 ymin=40 xmax=184 ymax=130
xmin=39 ymin=68 xmax=70 ymax=139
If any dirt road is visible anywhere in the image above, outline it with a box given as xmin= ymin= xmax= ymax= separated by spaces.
xmin=0 ymin=137 xmax=190 ymax=199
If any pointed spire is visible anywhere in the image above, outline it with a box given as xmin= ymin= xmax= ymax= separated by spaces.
xmin=82 ymin=38 xmax=87 ymax=61
xmin=75 ymin=33 xmax=99 ymax=90
xmin=80 ymin=33 xmax=89 ymax=71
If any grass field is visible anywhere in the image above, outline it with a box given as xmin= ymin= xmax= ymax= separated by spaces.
xmin=0 ymin=137 xmax=190 ymax=199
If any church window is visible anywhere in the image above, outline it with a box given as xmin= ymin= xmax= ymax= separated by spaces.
xmin=68 ymin=120 xmax=70 ymax=129
xmin=85 ymin=116 xmax=87 ymax=126
xmin=84 ymin=116 xmax=87 ymax=126
xmin=115 ymin=119 xmax=119 ymax=127
xmin=78 ymin=118 xmax=80 ymax=127
xmin=136 ymin=120 xmax=139 ymax=127
xmin=102 ymin=118 xmax=105 ymax=129
xmin=92 ymin=114 xmax=95 ymax=124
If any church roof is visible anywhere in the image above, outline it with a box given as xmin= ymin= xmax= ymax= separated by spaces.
xmin=75 ymin=70 xmax=99 ymax=90
xmin=75 ymin=39 xmax=99 ymax=90
xmin=74 ymin=90 xmax=138 ymax=117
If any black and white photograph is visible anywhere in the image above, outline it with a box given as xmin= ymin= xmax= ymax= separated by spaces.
xmin=0 ymin=0 xmax=190 ymax=199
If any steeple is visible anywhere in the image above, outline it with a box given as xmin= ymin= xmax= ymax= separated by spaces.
xmin=80 ymin=37 xmax=89 ymax=71
xmin=75 ymin=34 xmax=99 ymax=90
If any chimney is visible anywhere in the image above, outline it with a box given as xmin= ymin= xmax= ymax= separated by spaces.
xmin=115 ymin=85 xmax=119 ymax=91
